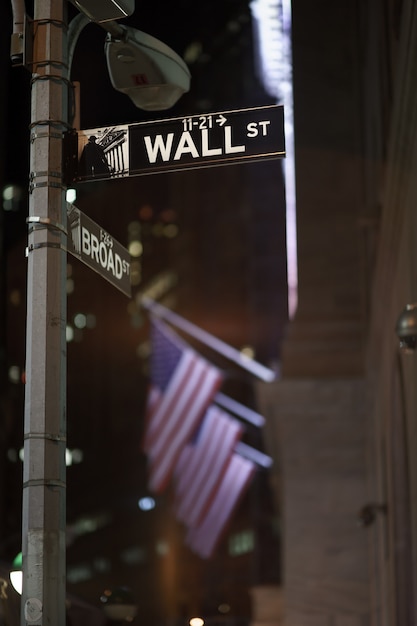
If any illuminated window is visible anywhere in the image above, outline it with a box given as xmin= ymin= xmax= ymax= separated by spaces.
xmin=8 ymin=365 xmax=20 ymax=384
xmin=138 ymin=496 xmax=155 ymax=511
xmin=155 ymin=540 xmax=169 ymax=556
xmin=66 ymin=188 xmax=77 ymax=203
xmin=67 ymin=564 xmax=93 ymax=583
xmin=229 ymin=530 xmax=255 ymax=556
xmin=94 ymin=557 xmax=111 ymax=573
xmin=120 ymin=546 xmax=147 ymax=565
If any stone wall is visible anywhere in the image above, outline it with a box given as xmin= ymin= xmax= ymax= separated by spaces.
xmin=257 ymin=379 xmax=370 ymax=626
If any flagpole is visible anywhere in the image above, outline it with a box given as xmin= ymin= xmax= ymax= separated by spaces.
xmin=141 ymin=297 xmax=278 ymax=383
xmin=214 ymin=391 xmax=265 ymax=427
xmin=235 ymin=441 xmax=273 ymax=468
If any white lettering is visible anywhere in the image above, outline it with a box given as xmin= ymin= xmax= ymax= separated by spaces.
xmin=81 ymin=227 xmax=90 ymax=255
xmin=258 ymin=120 xmax=271 ymax=135
xmin=100 ymin=230 xmax=113 ymax=248
xmin=201 ymin=129 xmax=222 ymax=156
xmin=99 ymin=242 xmax=111 ymax=269
xmin=246 ymin=122 xmax=258 ymax=138
xmin=115 ymin=254 xmax=123 ymax=279
xmin=173 ymin=132 xmax=199 ymax=160
xmin=224 ymin=126 xmax=245 ymax=154
xmin=144 ymin=133 xmax=175 ymax=163
xmin=79 ymin=224 xmax=129 ymax=285
xmin=90 ymin=234 xmax=100 ymax=263
xmin=107 ymin=248 xmax=115 ymax=275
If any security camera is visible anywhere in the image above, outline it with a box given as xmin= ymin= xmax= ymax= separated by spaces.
xmin=69 ymin=0 xmax=134 ymax=22
xmin=105 ymin=27 xmax=191 ymax=111
xmin=395 ymin=303 xmax=417 ymax=352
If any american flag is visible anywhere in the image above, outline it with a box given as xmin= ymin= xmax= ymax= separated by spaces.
xmin=143 ymin=317 xmax=223 ymax=493
xmin=185 ymin=452 xmax=256 ymax=559
xmin=173 ymin=405 xmax=244 ymax=527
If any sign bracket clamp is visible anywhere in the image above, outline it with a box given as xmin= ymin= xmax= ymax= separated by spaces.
xmin=25 ymin=242 xmax=68 ymax=256
xmin=26 ymin=215 xmax=68 ymax=235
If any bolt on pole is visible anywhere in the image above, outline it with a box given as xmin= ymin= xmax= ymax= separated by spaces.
xmin=21 ymin=1 xmax=68 ymax=625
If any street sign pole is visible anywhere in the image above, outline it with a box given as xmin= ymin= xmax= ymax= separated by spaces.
xmin=22 ymin=1 xmax=68 ymax=625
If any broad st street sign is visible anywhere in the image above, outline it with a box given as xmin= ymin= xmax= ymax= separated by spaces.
xmin=66 ymin=203 xmax=131 ymax=297
xmin=64 ymin=104 xmax=285 ymax=184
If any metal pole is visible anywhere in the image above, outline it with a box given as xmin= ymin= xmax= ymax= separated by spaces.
xmin=21 ymin=1 xmax=68 ymax=624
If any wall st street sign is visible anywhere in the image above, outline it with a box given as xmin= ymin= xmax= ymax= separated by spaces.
xmin=64 ymin=105 xmax=285 ymax=184
xmin=66 ymin=203 xmax=131 ymax=297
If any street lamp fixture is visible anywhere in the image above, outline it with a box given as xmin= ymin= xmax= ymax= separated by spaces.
xmin=69 ymin=0 xmax=135 ymax=22
xmin=105 ymin=27 xmax=191 ymax=110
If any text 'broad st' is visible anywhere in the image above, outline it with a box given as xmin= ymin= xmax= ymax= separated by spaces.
xmin=66 ymin=104 xmax=285 ymax=184
xmin=67 ymin=203 xmax=131 ymax=297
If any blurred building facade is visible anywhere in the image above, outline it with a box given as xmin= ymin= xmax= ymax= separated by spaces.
xmin=257 ymin=0 xmax=417 ymax=624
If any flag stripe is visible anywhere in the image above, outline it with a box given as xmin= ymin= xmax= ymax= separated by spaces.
xmin=149 ymin=356 xmax=215 ymax=455
xmin=148 ymin=364 xmax=222 ymax=492
xmin=142 ymin=386 xmax=161 ymax=449
xmin=143 ymin=317 xmax=223 ymax=494
xmin=174 ymin=406 xmax=228 ymax=499
xmin=174 ymin=406 xmax=243 ymax=527
xmin=185 ymin=453 xmax=256 ymax=558
xmin=144 ymin=349 xmax=198 ymax=452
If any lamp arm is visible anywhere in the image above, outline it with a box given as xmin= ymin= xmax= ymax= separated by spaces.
xmin=68 ymin=12 xmax=90 ymax=70
xmin=10 ymin=0 xmax=25 ymax=34
xmin=68 ymin=13 xmax=127 ymax=71
xmin=10 ymin=0 xmax=26 ymax=64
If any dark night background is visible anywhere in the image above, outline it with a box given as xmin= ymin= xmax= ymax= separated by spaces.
xmin=0 ymin=1 xmax=287 ymax=623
